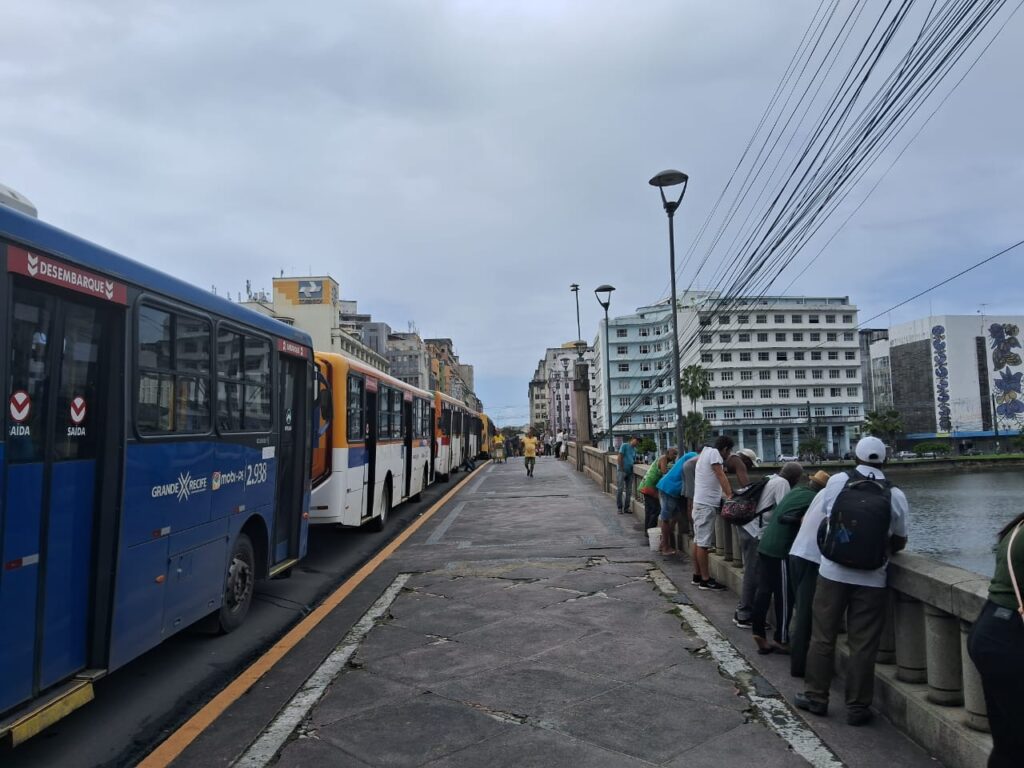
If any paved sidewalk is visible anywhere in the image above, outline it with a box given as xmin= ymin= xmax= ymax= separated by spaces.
xmin=260 ymin=457 xmax=938 ymax=768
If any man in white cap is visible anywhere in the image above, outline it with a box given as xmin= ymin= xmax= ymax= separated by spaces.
xmin=794 ymin=436 xmax=909 ymax=726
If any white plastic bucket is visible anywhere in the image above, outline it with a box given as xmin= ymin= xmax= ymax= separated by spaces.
xmin=647 ymin=527 xmax=661 ymax=552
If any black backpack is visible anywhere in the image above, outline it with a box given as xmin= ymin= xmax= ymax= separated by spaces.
xmin=721 ymin=477 xmax=772 ymax=526
xmin=817 ymin=470 xmax=893 ymax=570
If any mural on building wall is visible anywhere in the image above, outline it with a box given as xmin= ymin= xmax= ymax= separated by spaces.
xmin=931 ymin=325 xmax=951 ymax=433
xmin=990 ymin=323 xmax=1023 ymax=428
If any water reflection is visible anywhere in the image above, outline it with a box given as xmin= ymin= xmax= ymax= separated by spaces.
xmin=894 ymin=468 xmax=1024 ymax=577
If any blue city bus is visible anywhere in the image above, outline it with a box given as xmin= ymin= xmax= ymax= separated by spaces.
xmin=0 ymin=199 xmax=314 ymax=745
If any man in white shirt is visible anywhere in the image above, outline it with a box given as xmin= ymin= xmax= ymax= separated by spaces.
xmin=794 ymin=436 xmax=909 ymax=726
xmin=734 ymin=462 xmax=803 ymax=629
xmin=691 ymin=436 xmax=735 ymax=591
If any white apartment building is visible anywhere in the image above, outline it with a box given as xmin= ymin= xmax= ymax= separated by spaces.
xmin=529 ymin=344 xmax=596 ymax=437
xmin=589 ymin=293 xmax=865 ymax=458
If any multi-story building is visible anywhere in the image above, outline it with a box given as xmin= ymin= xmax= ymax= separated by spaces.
xmin=527 ymin=344 xmax=596 ymax=438
xmin=425 ymin=338 xmax=482 ymax=412
xmin=386 ymin=332 xmax=430 ymax=390
xmin=589 ymin=293 xmax=866 ymax=458
xmin=240 ymin=275 xmax=389 ymax=371
xmin=869 ymin=314 xmax=1023 ymax=443
xmin=858 ymin=329 xmax=889 ymax=414
xmin=361 ymin=321 xmax=392 ymax=357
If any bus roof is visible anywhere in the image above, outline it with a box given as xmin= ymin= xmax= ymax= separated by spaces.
xmin=0 ymin=204 xmax=312 ymax=347
xmin=316 ymin=351 xmax=434 ymax=400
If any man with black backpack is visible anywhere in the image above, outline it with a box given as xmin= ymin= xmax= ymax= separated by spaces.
xmin=794 ymin=436 xmax=909 ymax=726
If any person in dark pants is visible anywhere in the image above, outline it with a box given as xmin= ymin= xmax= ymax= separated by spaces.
xmin=751 ymin=470 xmax=829 ymax=655
xmin=968 ymin=511 xmax=1024 ymax=768
xmin=787 ymin=554 xmax=819 ymax=677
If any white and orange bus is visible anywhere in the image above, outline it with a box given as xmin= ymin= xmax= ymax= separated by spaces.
xmin=434 ymin=392 xmax=485 ymax=481
xmin=311 ymin=353 xmax=434 ymax=530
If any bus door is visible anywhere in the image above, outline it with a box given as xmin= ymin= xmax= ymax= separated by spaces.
xmin=273 ymin=352 xmax=306 ymax=564
xmin=403 ymin=396 xmax=413 ymax=499
xmin=363 ymin=378 xmax=378 ymax=519
xmin=1 ymin=279 xmax=122 ymax=711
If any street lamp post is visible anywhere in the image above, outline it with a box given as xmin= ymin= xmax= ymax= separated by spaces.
xmin=594 ymin=285 xmax=615 ymax=450
xmin=649 ymin=169 xmax=690 ymax=453
xmin=570 ymin=284 xmax=583 ymax=350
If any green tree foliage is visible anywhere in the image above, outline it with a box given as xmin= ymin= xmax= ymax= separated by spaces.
xmin=680 ymin=364 xmax=710 ymax=411
xmin=913 ymin=440 xmax=950 ymax=456
xmin=862 ymin=409 xmax=904 ymax=444
xmin=683 ymin=411 xmax=710 ymax=451
xmin=800 ymin=435 xmax=827 ymax=461
xmin=638 ymin=437 xmax=657 ymax=454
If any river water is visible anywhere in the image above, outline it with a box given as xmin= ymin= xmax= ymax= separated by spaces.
xmin=890 ymin=468 xmax=1024 ymax=577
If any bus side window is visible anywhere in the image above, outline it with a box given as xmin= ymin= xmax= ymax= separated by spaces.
xmin=346 ymin=374 xmax=364 ymax=442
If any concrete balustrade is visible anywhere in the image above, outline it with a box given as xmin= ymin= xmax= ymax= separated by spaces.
xmin=559 ymin=455 xmax=998 ymax=768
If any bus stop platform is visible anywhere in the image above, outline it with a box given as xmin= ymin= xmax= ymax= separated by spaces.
xmin=170 ymin=457 xmax=941 ymax=768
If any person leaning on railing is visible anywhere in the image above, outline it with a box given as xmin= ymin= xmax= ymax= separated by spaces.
xmin=967 ymin=511 xmax=1024 ymax=768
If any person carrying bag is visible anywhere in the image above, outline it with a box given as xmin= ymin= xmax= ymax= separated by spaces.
xmin=968 ymin=513 xmax=1024 ymax=768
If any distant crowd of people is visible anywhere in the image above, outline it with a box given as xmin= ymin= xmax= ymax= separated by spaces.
xmin=621 ymin=431 xmax=1024 ymax=760
xmin=491 ymin=429 xmax=569 ymax=470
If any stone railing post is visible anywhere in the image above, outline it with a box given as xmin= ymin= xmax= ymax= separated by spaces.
xmin=730 ymin=525 xmax=743 ymax=570
xmin=713 ymin=516 xmax=729 ymax=560
xmin=923 ymin=604 xmax=963 ymax=705
xmin=959 ymin=620 xmax=989 ymax=732
xmin=894 ymin=593 xmax=927 ymax=683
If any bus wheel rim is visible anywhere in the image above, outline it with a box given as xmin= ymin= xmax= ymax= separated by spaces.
xmin=227 ymin=555 xmax=252 ymax=612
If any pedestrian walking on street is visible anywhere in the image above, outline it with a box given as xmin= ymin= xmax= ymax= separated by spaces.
xmin=655 ymin=449 xmax=697 ymax=556
xmin=734 ymin=461 xmax=802 ymax=633
xmin=616 ymin=436 xmax=639 ymax=514
xmin=750 ymin=468 xmax=828 ymax=655
xmin=555 ymin=430 xmax=564 ymax=460
xmin=522 ymin=430 xmax=539 ymax=477
xmin=795 ymin=436 xmax=909 ymax=726
xmin=639 ymin=446 xmax=676 ymax=533
xmin=544 ymin=435 xmax=553 ymax=456
xmin=691 ymin=436 xmax=734 ymax=591
xmin=967 ymin=511 xmax=1024 ymax=768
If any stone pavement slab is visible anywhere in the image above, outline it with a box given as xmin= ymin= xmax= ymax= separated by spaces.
xmin=264 ymin=458 xmax=939 ymax=767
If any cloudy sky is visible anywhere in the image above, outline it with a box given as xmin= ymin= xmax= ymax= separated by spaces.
xmin=2 ymin=1 xmax=1021 ymax=425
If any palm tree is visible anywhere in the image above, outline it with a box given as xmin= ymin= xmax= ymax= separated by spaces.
xmin=862 ymin=409 xmax=904 ymax=445
xmin=682 ymin=411 xmax=711 ymax=452
xmin=680 ymin=364 xmax=710 ymax=411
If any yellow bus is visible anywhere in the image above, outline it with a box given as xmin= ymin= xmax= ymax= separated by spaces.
xmin=311 ymin=353 xmax=434 ymax=530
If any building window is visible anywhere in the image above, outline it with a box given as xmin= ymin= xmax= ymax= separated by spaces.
xmin=706 ymin=390 xmax=716 ymax=400
xmin=707 ymin=372 xmax=716 ymax=381
xmin=826 ymin=315 xmax=836 ymax=324
xmin=777 ymin=370 xmax=789 ymax=380
xmin=761 ymin=388 xmax=772 ymax=398
xmin=618 ymin=397 xmax=629 ymax=407
xmin=700 ymin=334 xmax=712 ymax=344
xmin=848 ymin=406 xmax=860 ymax=416
xmin=701 ymin=352 xmax=712 ymax=362
xmin=756 ymin=315 xmax=767 ymax=324
xmin=776 ymin=352 xmax=788 ymax=361
xmin=616 ymin=328 xmax=628 ymax=338
xmin=643 ymin=396 xmax=652 ymax=406
xmin=618 ymin=381 xmax=629 ymax=390
xmin=777 ymin=388 xmax=789 ymax=398
xmin=780 ymin=407 xmax=791 ymax=417
xmin=617 ymin=363 xmax=629 ymax=372
xmin=828 ymin=351 xmax=839 ymax=360
xmin=794 ymin=351 xmax=805 ymax=361
xmin=655 ymin=343 xmax=663 ymax=352
xmin=832 ymin=406 xmax=843 ymax=416
xmin=723 ymin=409 xmax=736 ymax=419
xmin=809 ymin=315 xmax=819 ymax=324
xmin=706 ymin=410 xmax=717 ymax=419
xmin=814 ymin=407 xmax=826 ymax=416
xmin=812 ymin=370 xmax=823 ymax=380
xmin=791 ymin=315 xmax=802 ymax=324
xmin=740 ymin=352 xmax=751 ymax=361
xmin=811 ymin=351 xmax=822 ymax=361
xmin=743 ymin=408 xmax=755 ymax=419
xmin=809 ymin=332 xmax=821 ymax=342
xmin=720 ymin=333 xmax=731 ymax=343
xmin=740 ymin=370 xmax=752 ymax=380
xmin=774 ymin=315 xmax=785 ymax=324
xmin=843 ymin=314 xmax=853 ymax=323
xmin=640 ymin=362 xmax=651 ymax=372
xmin=845 ymin=369 xmax=857 ymax=379
xmin=812 ymin=387 xmax=825 ymax=397
xmin=722 ymin=390 xmax=735 ymax=400
xmin=641 ymin=380 xmax=652 ymax=389
xmin=639 ymin=327 xmax=651 ymax=337
xmin=826 ymin=332 xmax=837 ymax=342
xmin=721 ymin=352 xmax=732 ymax=362
xmin=792 ymin=332 xmax=803 ymax=342
xmin=741 ymin=389 xmax=754 ymax=399
xmin=845 ymin=351 xmax=856 ymax=360
xmin=738 ymin=315 xmax=749 ymax=324
xmin=699 ymin=315 xmax=711 ymax=327
xmin=830 ymin=387 xmax=842 ymax=397
xmin=758 ymin=352 xmax=769 ymax=361
xmin=719 ymin=315 xmax=730 ymax=324
xmin=829 ymin=370 xmax=841 ymax=379
xmin=721 ymin=371 xmax=734 ymax=381
xmin=761 ymin=408 xmax=773 ymax=418
xmin=795 ymin=370 xmax=806 ymax=379
xmin=775 ymin=333 xmax=786 ymax=342
xmin=738 ymin=333 xmax=750 ymax=342
xmin=844 ymin=332 xmax=855 ymax=341
xmin=847 ymin=386 xmax=859 ymax=397
xmin=759 ymin=370 xmax=771 ymax=381
xmin=757 ymin=333 xmax=769 ymax=342
xmin=797 ymin=407 xmax=808 ymax=417
xmin=639 ymin=344 xmax=650 ymax=354
xmin=796 ymin=388 xmax=807 ymax=398
xmin=643 ymin=414 xmax=655 ymax=424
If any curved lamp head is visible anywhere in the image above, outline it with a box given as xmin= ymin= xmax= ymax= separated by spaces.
xmin=560 ymin=357 xmax=570 ymax=371
xmin=574 ymin=339 xmax=587 ymax=358
xmin=594 ymin=284 xmax=615 ymax=310
xmin=648 ymin=169 xmax=689 ymax=188
xmin=570 ymin=283 xmax=579 ymax=293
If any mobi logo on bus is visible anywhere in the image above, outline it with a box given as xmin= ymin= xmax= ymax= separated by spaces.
xmin=151 ymin=471 xmax=209 ymax=502
xmin=7 ymin=246 xmax=128 ymax=305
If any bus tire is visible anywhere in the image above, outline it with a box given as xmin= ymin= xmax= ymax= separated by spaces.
xmin=218 ymin=533 xmax=255 ymax=634
xmin=368 ymin=483 xmax=391 ymax=532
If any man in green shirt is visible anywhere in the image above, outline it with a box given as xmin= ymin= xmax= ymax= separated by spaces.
xmin=750 ymin=470 xmax=830 ymax=655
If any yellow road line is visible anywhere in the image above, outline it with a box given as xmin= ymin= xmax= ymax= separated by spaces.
xmin=138 ymin=466 xmax=485 ymax=768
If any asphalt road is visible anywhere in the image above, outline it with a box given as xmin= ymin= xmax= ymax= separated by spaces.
xmin=2 ymin=471 xmax=469 ymax=768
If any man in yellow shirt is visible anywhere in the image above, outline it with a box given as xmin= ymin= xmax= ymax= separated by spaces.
xmin=492 ymin=434 xmax=505 ymax=463
xmin=521 ymin=430 xmax=539 ymax=477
